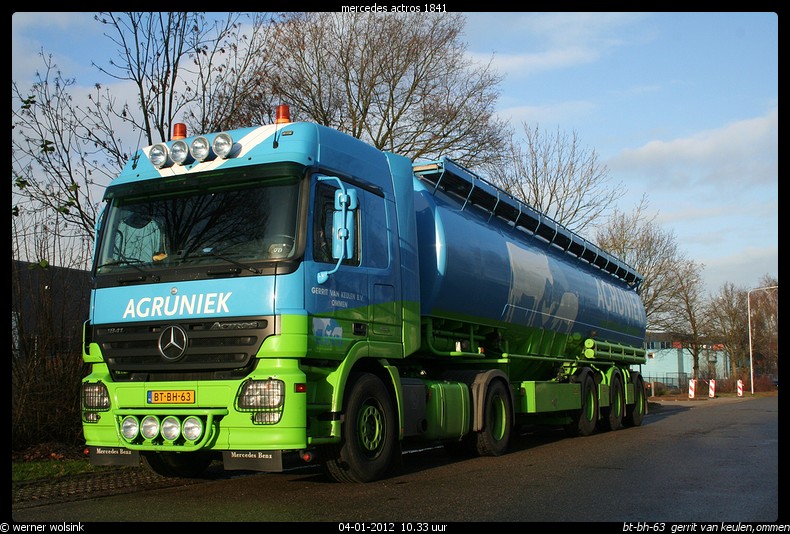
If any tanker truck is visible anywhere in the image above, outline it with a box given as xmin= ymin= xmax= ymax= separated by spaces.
xmin=81 ymin=105 xmax=648 ymax=483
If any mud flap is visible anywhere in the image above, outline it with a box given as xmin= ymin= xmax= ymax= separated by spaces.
xmin=89 ymin=446 xmax=141 ymax=467
xmin=222 ymin=450 xmax=283 ymax=471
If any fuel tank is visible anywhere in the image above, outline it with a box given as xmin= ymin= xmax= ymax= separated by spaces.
xmin=412 ymin=159 xmax=646 ymax=350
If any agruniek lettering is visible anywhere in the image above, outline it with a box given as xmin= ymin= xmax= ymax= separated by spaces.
xmin=122 ymin=292 xmax=231 ymax=318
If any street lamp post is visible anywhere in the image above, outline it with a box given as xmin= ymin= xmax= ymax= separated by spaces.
xmin=747 ymin=285 xmax=778 ymax=395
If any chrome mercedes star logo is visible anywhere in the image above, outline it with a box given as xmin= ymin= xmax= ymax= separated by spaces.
xmin=158 ymin=325 xmax=188 ymax=361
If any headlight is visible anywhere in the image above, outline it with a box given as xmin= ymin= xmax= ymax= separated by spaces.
xmin=82 ymin=382 xmax=110 ymax=410
xmin=161 ymin=416 xmax=181 ymax=441
xmin=121 ymin=416 xmax=139 ymax=439
xmin=238 ymin=379 xmax=284 ymax=409
xmin=212 ymin=133 xmax=234 ymax=158
xmin=140 ymin=415 xmax=160 ymax=440
xmin=182 ymin=416 xmax=203 ymax=442
xmin=170 ymin=140 xmax=191 ymax=165
xmin=149 ymin=143 xmax=169 ymax=168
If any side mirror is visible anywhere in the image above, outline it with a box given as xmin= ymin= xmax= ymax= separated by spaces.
xmin=331 ymin=188 xmax=357 ymax=260
xmin=316 ymin=177 xmax=358 ymax=284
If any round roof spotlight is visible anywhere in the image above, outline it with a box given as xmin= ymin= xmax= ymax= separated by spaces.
xmin=170 ymin=140 xmax=192 ymax=165
xmin=190 ymin=136 xmax=212 ymax=162
xmin=149 ymin=144 xmax=169 ymax=168
xmin=212 ymin=133 xmax=234 ymax=159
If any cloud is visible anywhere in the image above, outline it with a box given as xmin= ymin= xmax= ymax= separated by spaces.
xmin=469 ymin=47 xmax=599 ymax=77
xmin=652 ymin=197 xmax=777 ymax=229
xmin=496 ymin=100 xmax=596 ymax=127
xmin=609 ymin=108 xmax=778 ymax=191
xmin=515 ymin=12 xmax=649 ymax=46
xmin=606 ymin=108 xmax=777 ymax=295
xmin=12 ymin=12 xmax=106 ymax=86
xmin=466 ymin=12 xmax=652 ymax=78
xmin=703 ymin=245 xmax=778 ymax=294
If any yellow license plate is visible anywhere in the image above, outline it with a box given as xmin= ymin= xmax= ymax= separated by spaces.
xmin=147 ymin=390 xmax=195 ymax=404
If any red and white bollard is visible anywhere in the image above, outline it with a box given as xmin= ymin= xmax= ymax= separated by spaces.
xmin=708 ymin=379 xmax=716 ymax=398
xmin=689 ymin=379 xmax=696 ymax=399
xmin=737 ymin=379 xmax=744 ymax=397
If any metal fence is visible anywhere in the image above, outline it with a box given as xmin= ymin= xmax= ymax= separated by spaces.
xmin=643 ymin=372 xmax=690 ymax=395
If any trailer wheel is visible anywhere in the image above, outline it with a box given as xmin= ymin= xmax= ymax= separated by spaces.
xmin=323 ymin=373 xmax=397 ymax=483
xmin=623 ymin=374 xmax=647 ymax=427
xmin=597 ymin=373 xmax=624 ymax=432
xmin=565 ymin=371 xmax=598 ymax=437
xmin=474 ymin=379 xmax=513 ymax=456
xmin=142 ymin=451 xmax=213 ymax=478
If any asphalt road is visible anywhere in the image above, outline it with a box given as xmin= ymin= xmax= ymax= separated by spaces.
xmin=9 ymin=395 xmax=779 ymax=525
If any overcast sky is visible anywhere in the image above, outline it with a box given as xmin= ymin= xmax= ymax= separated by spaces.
xmin=12 ymin=12 xmax=778 ymax=296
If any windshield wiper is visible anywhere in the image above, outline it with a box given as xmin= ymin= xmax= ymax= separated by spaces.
xmin=97 ymin=258 xmax=160 ymax=283
xmin=97 ymin=258 xmax=147 ymax=273
xmin=200 ymin=248 xmax=261 ymax=274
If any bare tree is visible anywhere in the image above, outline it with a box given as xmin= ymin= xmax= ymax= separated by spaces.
xmin=91 ymin=12 xmax=190 ymax=144
xmin=483 ymin=124 xmax=624 ymax=235
xmin=595 ymin=195 xmax=685 ymax=327
xmin=704 ymin=276 xmax=777 ymax=389
xmin=747 ymin=276 xmax=778 ymax=379
xmin=658 ymin=261 xmax=707 ymax=380
xmin=12 ymin=55 xmax=117 ymax=266
xmin=179 ymin=12 xmax=291 ymax=133
xmin=92 ymin=12 xmax=290 ymax=144
xmin=704 ymin=282 xmax=750 ymax=382
xmin=93 ymin=12 xmax=248 ymax=144
xmin=264 ymin=12 xmax=510 ymax=168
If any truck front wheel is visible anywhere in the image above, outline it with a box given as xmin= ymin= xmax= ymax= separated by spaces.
xmin=474 ymin=379 xmax=513 ymax=456
xmin=323 ymin=373 xmax=398 ymax=483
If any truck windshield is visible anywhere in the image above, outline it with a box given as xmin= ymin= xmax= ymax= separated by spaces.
xmin=95 ymin=177 xmax=301 ymax=275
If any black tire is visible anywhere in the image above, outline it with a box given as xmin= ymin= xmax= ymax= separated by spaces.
xmin=623 ymin=375 xmax=647 ymax=427
xmin=323 ymin=373 xmax=398 ymax=483
xmin=597 ymin=374 xmax=624 ymax=432
xmin=565 ymin=371 xmax=599 ymax=437
xmin=142 ymin=451 xmax=213 ymax=478
xmin=474 ymin=379 xmax=513 ymax=456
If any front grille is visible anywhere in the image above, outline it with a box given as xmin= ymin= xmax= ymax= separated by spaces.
xmin=93 ymin=317 xmax=276 ymax=381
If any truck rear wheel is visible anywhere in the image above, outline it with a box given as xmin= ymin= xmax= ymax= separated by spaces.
xmin=565 ymin=371 xmax=598 ymax=437
xmin=623 ymin=374 xmax=647 ymax=427
xmin=142 ymin=451 xmax=213 ymax=478
xmin=323 ymin=373 xmax=397 ymax=483
xmin=597 ymin=373 xmax=624 ymax=432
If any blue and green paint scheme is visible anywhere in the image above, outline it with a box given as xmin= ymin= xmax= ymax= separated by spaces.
xmin=82 ymin=112 xmax=647 ymax=481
